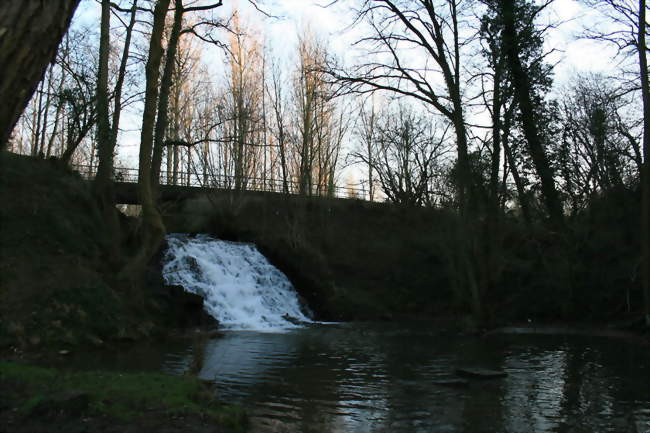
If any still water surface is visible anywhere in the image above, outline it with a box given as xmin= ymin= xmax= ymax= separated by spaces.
xmin=159 ymin=323 xmax=650 ymax=433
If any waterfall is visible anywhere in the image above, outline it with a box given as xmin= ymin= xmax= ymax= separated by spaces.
xmin=162 ymin=233 xmax=313 ymax=331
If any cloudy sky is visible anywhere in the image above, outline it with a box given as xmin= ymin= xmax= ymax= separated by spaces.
xmin=74 ymin=0 xmax=617 ymax=80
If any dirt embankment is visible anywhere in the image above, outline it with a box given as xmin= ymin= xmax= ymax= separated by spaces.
xmin=0 ymin=153 xmax=242 ymax=432
xmin=0 ymin=153 xmax=211 ymax=353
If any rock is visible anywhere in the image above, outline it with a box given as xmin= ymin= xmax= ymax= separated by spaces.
xmin=455 ymin=368 xmax=507 ymax=379
xmin=207 ymin=331 xmax=224 ymax=339
xmin=282 ymin=314 xmax=310 ymax=326
xmin=165 ymin=285 xmax=217 ymax=328
xmin=432 ymin=378 xmax=470 ymax=388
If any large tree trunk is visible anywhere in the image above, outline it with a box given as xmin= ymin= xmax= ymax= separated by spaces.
xmin=503 ymin=136 xmax=531 ymax=224
xmin=121 ymin=0 xmax=171 ymax=278
xmin=490 ymin=76 xmax=502 ymax=214
xmin=151 ymin=0 xmax=183 ymax=193
xmin=60 ymin=120 xmax=94 ymax=164
xmin=94 ymin=0 xmax=112 ymax=192
xmin=638 ymin=0 xmax=650 ymax=326
xmin=93 ymin=0 xmax=121 ymax=265
xmin=93 ymin=0 xmax=137 ymax=253
xmin=0 ymin=0 xmax=80 ymax=149
xmin=500 ymin=0 xmax=564 ymax=228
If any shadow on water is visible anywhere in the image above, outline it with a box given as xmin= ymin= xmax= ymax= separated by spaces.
xmin=157 ymin=323 xmax=650 ymax=433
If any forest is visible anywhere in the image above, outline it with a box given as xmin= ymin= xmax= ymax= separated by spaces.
xmin=0 ymin=0 xmax=649 ymax=431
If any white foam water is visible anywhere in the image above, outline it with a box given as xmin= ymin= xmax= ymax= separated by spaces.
xmin=162 ymin=233 xmax=312 ymax=331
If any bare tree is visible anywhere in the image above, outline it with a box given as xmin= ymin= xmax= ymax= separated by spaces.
xmin=222 ymin=12 xmax=264 ymax=191
xmin=326 ymin=0 xmax=476 ymax=209
xmin=556 ymin=74 xmax=640 ymax=214
xmin=58 ymin=40 xmax=100 ymax=165
xmin=352 ymin=103 xmax=450 ymax=206
xmin=293 ymin=30 xmax=344 ymax=196
xmin=352 ymin=97 xmax=378 ymax=201
xmin=166 ymin=23 xmax=208 ymax=186
xmin=640 ymin=0 xmax=649 ymax=326
xmin=581 ymin=0 xmax=649 ymax=324
xmin=151 ymin=0 xmax=185 ymax=192
xmin=267 ymin=56 xmax=291 ymax=193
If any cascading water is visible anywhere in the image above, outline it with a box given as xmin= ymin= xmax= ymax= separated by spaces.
xmin=162 ymin=233 xmax=313 ymax=331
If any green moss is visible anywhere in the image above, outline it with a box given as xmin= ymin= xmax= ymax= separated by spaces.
xmin=0 ymin=362 xmax=246 ymax=430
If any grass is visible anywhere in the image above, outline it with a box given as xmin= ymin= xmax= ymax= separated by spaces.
xmin=0 ymin=361 xmax=247 ymax=430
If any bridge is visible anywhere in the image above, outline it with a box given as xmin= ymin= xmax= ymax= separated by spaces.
xmin=72 ymin=165 xmax=370 ymax=205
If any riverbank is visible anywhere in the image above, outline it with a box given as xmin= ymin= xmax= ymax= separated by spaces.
xmin=0 ymin=152 xmax=215 ymax=352
xmin=0 ymin=152 xmax=248 ymax=431
xmin=2 ymin=152 xmax=647 ymax=347
xmin=0 ymin=361 xmax=246 ymax=433
xmin=165 ymin=185 xmax=646 ymax=329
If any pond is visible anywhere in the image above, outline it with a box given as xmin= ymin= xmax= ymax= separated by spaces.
xmin=158 ymin=323 xmax=650 ymax=433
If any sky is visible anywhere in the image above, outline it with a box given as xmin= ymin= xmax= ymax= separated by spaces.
xmin=73 ymin=0 xmax=620 ymax=84
xmin=72 ymin=0 xmax=623 ymax=169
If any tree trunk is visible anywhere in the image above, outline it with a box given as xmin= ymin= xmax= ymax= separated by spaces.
xmin=490 ymin=66 xmax=503 ymax=214
xmin=32 ymin=80 xmax=45 ymax=156
xmin=151 ymin=0 xmax=183 ymax=193
xmin=94 ymin=0 xmax=113 ymax=192
xmin=638 ymin=0 xmax=649 ymax=326
xmin=60 ymin=121 xmax=94 ymax=164
xmin=40 ymin=68 xmax=53 ymax=155
xmin=503 ymin=137 xmax=531 ymax=224
xmin=121 ymin=0 xmax=170 ymax=277
xmin=0 ymin=0 xmax=80 ymax=149
xmin=93 ymin=0 xmax=121 ymax=264
xmin=46 ymin=58 xmax=66 ymax=158
xmin=500 ymin=0 xmax=564 ymax=228
xmin=110 ymin=0 xmax=138 ymax=151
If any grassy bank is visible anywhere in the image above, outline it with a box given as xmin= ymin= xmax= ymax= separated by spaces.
xmin=0 ymin=153 xmax=126 ymax=349
xmin=0 ymin=152 xmax=208 ymax=352
xmin=0 ymin=361 xmax=246 ymax=433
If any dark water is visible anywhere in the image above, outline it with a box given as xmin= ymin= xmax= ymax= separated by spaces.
xmin=160 ymin=323 xmax=650 ymax=433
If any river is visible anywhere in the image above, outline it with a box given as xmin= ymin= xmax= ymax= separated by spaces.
xmin=154 ymin=323 xmax=650 ymax=433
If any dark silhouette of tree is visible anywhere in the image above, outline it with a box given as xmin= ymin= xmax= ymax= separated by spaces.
xmin=581 ymin=0 xmax=649 ymax=325
xmin=491 ymin=0 xmax=564 ymax=227
xmin=350 ymin=103 xmax=450 ymax=206
xmin=478 ymin=0 xmax=555 ymax=222
xmin=123 ymin=0 xmax=172 ymax=277
xmin=0 ymin=0 xmax=80 ymax=150
xmin=556 ymin=74 xmax=640 ymax=214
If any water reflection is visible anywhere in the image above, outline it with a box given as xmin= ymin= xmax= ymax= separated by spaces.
xmin=501 ymin=349 xmax=569 ymax=432
xmin=163 ymin=324 xmax=650 ymax=433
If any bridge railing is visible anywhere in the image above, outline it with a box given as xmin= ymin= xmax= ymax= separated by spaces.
xmin=72 ymin=165 xmax=368 ymax=200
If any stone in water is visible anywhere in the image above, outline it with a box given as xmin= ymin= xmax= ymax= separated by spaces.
xmin=455 ymin=368 xmax=507 ymax=379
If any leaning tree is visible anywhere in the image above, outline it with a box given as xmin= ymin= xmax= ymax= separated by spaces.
xmin=0 ymin=1 xmax=80 ymax=149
